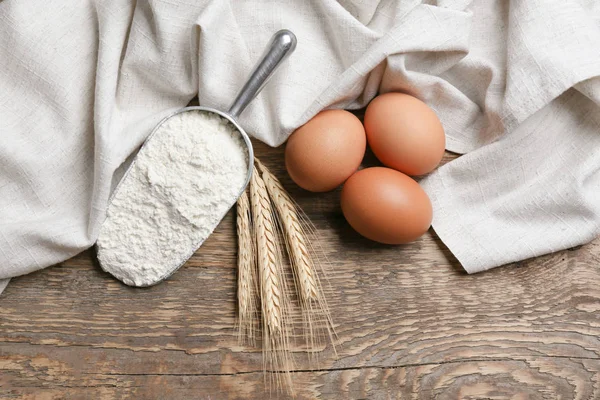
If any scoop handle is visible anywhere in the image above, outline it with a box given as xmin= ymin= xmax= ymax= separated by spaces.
xmin=228 ymin=30 xmax=297 ymax=118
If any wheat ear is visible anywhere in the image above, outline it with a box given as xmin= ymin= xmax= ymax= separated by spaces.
xmin=256 ymin=160 xmax=317 ymax=303
xmin=236 ymin=190 xmax=258 ymax=344
xmin=249 ymin=167 xmax=294 ymax=392
xmin=256 ymin=159 xmax=336 ymax=357
xmin=251 ymin=173 xmax=283 ymax=333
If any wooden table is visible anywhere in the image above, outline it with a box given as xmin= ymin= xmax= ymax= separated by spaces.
xmin=2 ymin=142 xmax=599 ymax=399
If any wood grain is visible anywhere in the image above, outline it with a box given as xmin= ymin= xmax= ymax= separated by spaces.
xmin=1 ymin=141 xmax=600 ymax=399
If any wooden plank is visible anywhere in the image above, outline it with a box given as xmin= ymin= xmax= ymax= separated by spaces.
xmin=2 ymin=352 xmax=600 ymax=399
xmin=1 ymin=141 xmax=600 ymax=398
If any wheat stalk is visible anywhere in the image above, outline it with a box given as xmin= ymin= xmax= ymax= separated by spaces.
xmin=256 ymin=159 xmax=336 ymax=358
xmin=238 ymin=159 xmax=338 ymax=394
xmin=236 ymin=190 xmax=258 ymax=344
xmin=249 ymin=167 xmax=294 ymax=392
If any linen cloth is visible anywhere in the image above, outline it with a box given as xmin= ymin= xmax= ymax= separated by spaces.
xmin=1 ymin=0 xmax=599 ymax=295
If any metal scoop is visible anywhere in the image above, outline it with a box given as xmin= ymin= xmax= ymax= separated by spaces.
xmin=97 ymin=30 xmax=297 ymax=286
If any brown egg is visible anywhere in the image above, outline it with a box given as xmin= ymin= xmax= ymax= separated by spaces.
xmin=285 ymin=110 xmax=366 ymax=192
xmin=364 ymin=92 xmax=445 ymax=176
xmin=341 ymin=167 xmax=432 ymax=244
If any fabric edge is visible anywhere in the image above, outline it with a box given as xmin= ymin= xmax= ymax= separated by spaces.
xmin=424 ymin=173 xmax=486 ymax=274
xmin=0 ymin=278 xmax=10 ymax=297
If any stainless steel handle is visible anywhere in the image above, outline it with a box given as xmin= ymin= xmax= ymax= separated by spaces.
xmin=228 ymin=30 xmax=297 ymax=118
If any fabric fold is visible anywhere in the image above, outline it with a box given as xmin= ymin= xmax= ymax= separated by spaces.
xmin=421 ymin=83 xmax=600 ymax=273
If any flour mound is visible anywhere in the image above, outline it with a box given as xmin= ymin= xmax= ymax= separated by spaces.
xmin=97 ymin=110 xmax=248 ymax=286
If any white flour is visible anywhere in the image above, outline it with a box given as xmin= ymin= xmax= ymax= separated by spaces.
xmin=97 ymin=110 xmax=249 ymax=286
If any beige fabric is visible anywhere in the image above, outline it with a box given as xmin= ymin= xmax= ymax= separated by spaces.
xmin=1 ymin=0 xmax=599 ymax=296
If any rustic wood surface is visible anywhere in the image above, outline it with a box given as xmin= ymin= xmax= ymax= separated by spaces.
xmin=1 ymin=140 xmax=600 ymax=400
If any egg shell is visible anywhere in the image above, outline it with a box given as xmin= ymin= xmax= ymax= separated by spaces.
xmin=341 ymin=167 xmax=432 ymax=244
xmin=364 ymin=92 xmax=445 ymax=176
xmin=285 ymin=109 xmax=366 ymax=192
